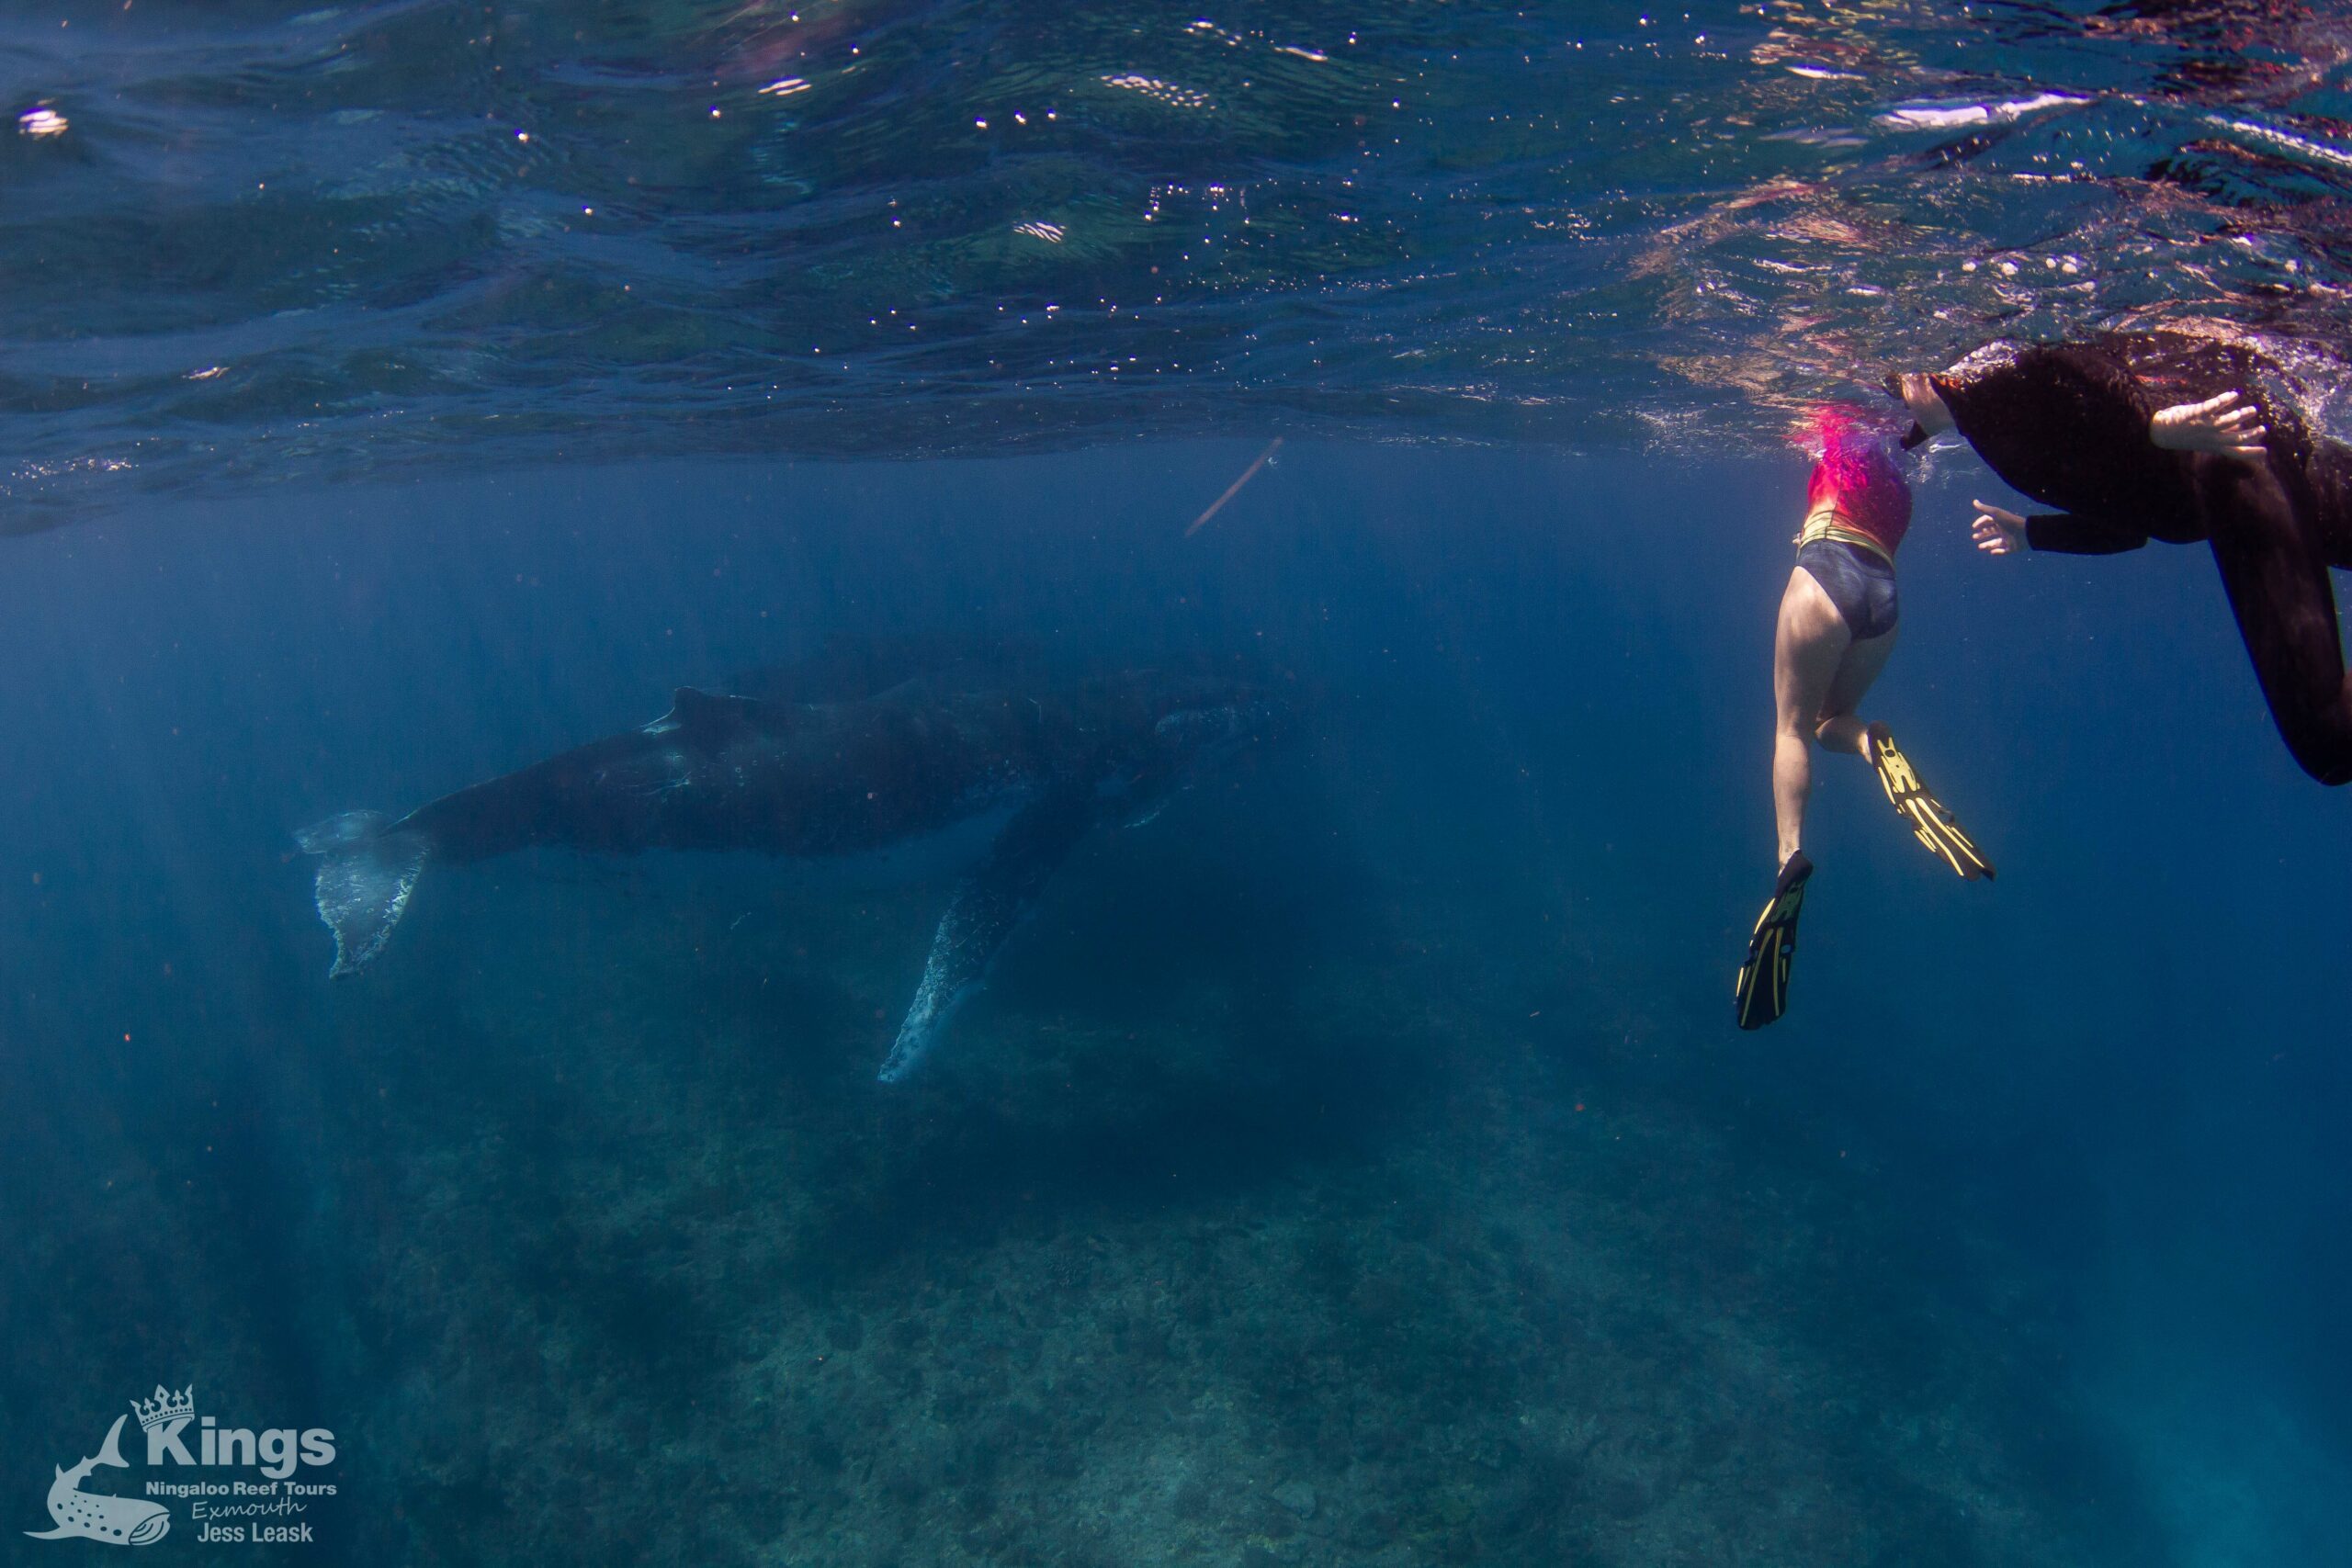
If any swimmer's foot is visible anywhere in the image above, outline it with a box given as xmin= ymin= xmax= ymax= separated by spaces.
xmin=1864 ymin=724 xmax=1996 ymax=881
xmin=1735 ymin=851 xmax=1813 ymax=1031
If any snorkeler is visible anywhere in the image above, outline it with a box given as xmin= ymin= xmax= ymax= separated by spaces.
xmin=1735 ymin=418 xmax=1996 ymax=1032
xmin=1890 ymin=329 xmax=2352 ymax=784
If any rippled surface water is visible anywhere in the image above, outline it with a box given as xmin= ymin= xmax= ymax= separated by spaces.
xmin=6 ymin=0 xmax=2352 ymax=524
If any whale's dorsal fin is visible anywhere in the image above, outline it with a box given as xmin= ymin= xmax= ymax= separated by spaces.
xmin=96 ymin=1414 xmax=130 ymax=1470
xmin=646 ymin=687 xmax=766 ymax=739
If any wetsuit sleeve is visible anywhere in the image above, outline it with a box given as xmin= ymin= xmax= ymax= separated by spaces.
xmin=2022 ymin=513 xmax=2150 ymax=554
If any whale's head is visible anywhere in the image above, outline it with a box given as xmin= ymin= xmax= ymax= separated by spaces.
xmin=119 ymin=1505 xmax=171 ymax=1544
xmin=1151 ymin=686 xmax=1290 ymax=762
xmin=1152 ymin=671 xmax=1298 ymax=751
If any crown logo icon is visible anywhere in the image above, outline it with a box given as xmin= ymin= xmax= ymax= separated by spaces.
xmin=131 ymin=1385 xmax=195 ymax=1431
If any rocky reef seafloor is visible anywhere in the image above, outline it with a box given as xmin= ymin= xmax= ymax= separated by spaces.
xmin=288 ymin=786 xmax=2152 ymax=1568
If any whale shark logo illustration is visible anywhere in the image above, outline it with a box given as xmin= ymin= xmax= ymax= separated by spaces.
xmin=26 ymin=1415 xmax=171 ymax=1546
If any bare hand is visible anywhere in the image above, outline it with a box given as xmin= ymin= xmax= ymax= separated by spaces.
xmin=2150 ymin=389 xmax=2267 ymax=460
xmin=1972 ymin=500 xmax=2027 ymax=556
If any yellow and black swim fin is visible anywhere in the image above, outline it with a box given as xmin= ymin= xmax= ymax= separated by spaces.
xmin=1865 ymin=724 xmax=1995 ymax=881
xmin=1735 ymin=851 xmax=1812 ymax=1031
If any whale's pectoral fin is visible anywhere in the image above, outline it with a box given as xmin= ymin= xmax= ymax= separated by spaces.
xmin=296 ymin=811 xmax=431 ymax=977
xmin=877 ymin=789 xmax=1098 ymax=1083
xmin=25 ymin=1528 xmax=74 ymax=1540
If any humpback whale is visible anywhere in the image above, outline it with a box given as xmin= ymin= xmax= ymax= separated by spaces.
xmin=298 ymin=666 xmax=1285 ymax=1081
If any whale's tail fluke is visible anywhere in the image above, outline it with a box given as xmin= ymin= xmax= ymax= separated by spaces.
xmin=296 ymin=811 xmax=430 ymax=976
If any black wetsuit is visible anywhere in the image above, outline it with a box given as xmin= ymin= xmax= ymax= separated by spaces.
xmin=1932 ymin=333 xmax=2352 ymax=784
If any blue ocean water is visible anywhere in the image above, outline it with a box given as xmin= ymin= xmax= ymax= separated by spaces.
xmin=6 ymin=4 xmax=2352 ymax=1566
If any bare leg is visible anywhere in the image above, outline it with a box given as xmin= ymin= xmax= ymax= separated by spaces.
xmin=1772 ymin=568 xmax=1850 ymax=866
xmin=1816 ymin=628 xmax=1897 ymax=757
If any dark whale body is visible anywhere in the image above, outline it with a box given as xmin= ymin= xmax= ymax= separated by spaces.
xmin=299 ymin=666 xmax=1285 ymax=1081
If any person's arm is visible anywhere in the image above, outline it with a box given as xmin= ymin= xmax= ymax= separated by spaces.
xmin=1973 ymin=500 xmax=2150 ymax=557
